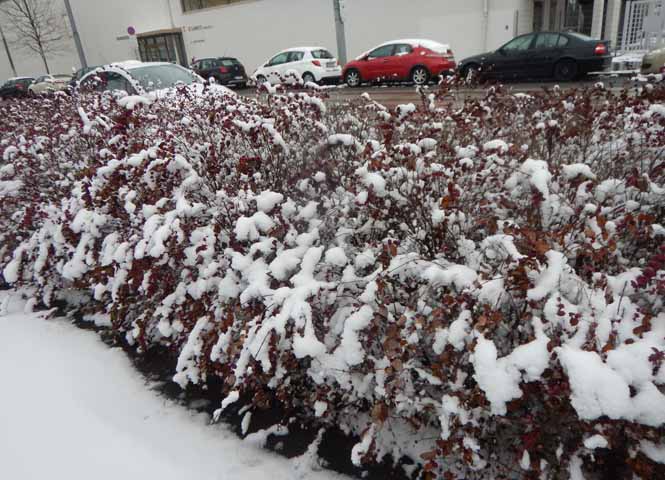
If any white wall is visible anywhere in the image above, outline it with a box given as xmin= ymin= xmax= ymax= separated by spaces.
xmin=1 ymin=0 xmax=532 ymax=81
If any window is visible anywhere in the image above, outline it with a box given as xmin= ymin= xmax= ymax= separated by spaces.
xmin=268 ymin=52 xmax=289 ymax=66
xmin=368 ymin=44 xmax=395 ymax=58
xmin=181 ymin=0 xmax=244 ymax=13
xmin=394 ymin=44 xmax=413 ymax=56
xmin=534 ymin=33 xmax=560 ymax=49
xmin=501 ymin=34 xmax=535 ymax=52
xmin=288 ymin=51 xmax=304 ymax=62
xmin=200 ymin=59 xmax=215 ymax=70
xmin=311 ymin=49 xmax=334 ymax=59
xmin=557 ymin=35 xmax=570 ymax=48
xmin=216 ymin=58 xmax=239 ymax=67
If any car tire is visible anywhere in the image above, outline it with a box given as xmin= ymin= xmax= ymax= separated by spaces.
xmin=554 ymin=59 xmax=578 ymax=82
xmin=411 ymin=66 xmax=430 ymax=86
xmin=302 ymin=72 xmax=316 ymax=85
xmin=462 ymin=64 xmax=481 ymax=82
xmin=344 ymin=69 xmax=361 ymax=87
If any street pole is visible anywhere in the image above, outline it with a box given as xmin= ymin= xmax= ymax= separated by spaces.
xmin=63 ymin=0 xmax=87 ymax=69
xmin=0 ymin=22 xmax=16 ymax=77
xmin=332 ymin=0 xmax=347 ymax=65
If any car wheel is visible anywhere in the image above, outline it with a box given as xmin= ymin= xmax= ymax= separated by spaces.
xmin=345 ymin=69 xmax=361 ymax=87
xmin=462 ymin=64 xmax=481 ymax=82
xmin=411 ymin=66 xmax=430 ymax=86
xmin=302 ymin=72 xmax=316 ymax=85
xmin=554 ymin=59 xmax=578 ymax=82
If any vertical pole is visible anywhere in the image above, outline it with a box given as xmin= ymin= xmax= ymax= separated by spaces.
xmin=63 ymin=0 xmax=87 ymax=68
xmin=332 ymin=0 xmax=347 ymax=65
xmin=0 ymin=23 xmax=16 ymax=77
xmin=590 ymin=0 xmax=605 ymax=39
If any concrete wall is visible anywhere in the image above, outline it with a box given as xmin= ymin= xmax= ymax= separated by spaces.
xmin=1 ymin=0 xmax=530 ymax=81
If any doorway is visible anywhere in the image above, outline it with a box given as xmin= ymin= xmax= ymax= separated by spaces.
xmin=137 ymin=31 xmax=188 ymax=67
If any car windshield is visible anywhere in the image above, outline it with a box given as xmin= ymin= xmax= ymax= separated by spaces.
xmin=129 ymin=64 xmax=198 ymax=92
xmin=219 ymin=58 xmax=239 ymax=66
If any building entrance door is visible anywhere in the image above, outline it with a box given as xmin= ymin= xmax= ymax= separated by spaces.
xmin=137 ymin=31 xmax=188 ymax=67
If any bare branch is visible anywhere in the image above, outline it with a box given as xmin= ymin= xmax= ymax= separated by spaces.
xmin=0 ymin=0 xmax=69 ymax=72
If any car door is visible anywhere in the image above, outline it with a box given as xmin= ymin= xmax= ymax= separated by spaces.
xmin=388 ymin=43 xmax=415 ymax=80
xmin=530 ymin=33 xmax=563 ymax=77
xmin=492 ymin=34 xmax=536 ymax=79
xmin=264 ymin=52 xmax=290 ymax=83
xmin=365 ymin=44 xmax=396 ymax=81
xmin=285 ymin=51 xmax=306 ymax=80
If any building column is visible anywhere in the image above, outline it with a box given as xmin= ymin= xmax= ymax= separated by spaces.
xmin=590 ymin=0 xmax=606 ymax=39
xmin=543 ymin=0 xmax=551 ymax=30
xmin=603 ymin=0 xmax=623 ymax=48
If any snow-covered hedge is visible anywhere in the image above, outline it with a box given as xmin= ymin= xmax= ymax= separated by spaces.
xmin=2 ymin=82 xmax=665 ymax=479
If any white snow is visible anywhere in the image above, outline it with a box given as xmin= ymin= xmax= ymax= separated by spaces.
xmin=584 ymin=434 xmax=608 ymax=450
xmin=0 ymin=292 xmax=345 ymax=480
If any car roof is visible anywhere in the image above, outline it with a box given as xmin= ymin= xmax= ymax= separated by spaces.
xmin=8 ymin=76 xmax=33 ymax=81
xmin=106 ymin=60 xmax=177 ymax=70
xmin=196 ymin=57 xmax=238 ymax=61
xmin=281 ymin=46 xmax=329 ymax=53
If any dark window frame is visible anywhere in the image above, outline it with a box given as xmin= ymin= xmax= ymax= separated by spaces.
xmin=181 ymin=0 xmax=245 ymax=13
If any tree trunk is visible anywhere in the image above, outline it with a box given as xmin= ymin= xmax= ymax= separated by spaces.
xmin=40 ymin=51 xmax=50 ymax=74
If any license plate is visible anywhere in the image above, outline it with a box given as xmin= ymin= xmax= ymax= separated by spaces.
xmin=326 ymin=61 xmax=336 ymax=67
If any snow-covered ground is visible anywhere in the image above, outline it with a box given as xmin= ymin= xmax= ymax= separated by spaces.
xmin=0 ymin=291 xmax=345 ymax=480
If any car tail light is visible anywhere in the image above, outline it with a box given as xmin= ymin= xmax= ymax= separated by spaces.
xmin=312 ymin=60 xmax=321 ymax=67
xmin=594 ymin=43 xmax=607 ymax=55
xmin=16 ymin=84 xmax=23 ymax=90
xmin=219 ymin=66 xmax=229 ymax=73
xmin=660 ymin=66 xmax=665 ymax=74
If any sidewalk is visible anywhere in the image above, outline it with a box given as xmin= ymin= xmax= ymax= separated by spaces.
xmin=0 ymin=291 xmax=344 ymax=480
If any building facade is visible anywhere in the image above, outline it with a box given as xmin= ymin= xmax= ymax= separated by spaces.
xmin=0 ymin=0 xmax=638 ymax=80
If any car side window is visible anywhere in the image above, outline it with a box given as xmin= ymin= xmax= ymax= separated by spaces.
xmin=268 ymin=52 xmax=290 ymax=66
xmin=557 ymin=35 xmax=570 ymax=48
xmin=394 ymin=44 xmax=413 ymax=56
xmin=288 ymin=51 xmax=305 ymax=62
xmin=368 ymin=44 xmax=395 ymax=58
xmin=534 ymin=33 xmax=560 ymax=49
xmin=502 ymin=34 xmax=535 ymax=52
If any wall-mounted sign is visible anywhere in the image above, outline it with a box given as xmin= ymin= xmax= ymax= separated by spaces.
xmin=127 ymin=26 xmax=136 ymax=36
xmin=116 ymin=35 xmax=130 ymax=41
xmin=182 ymin=25 xmax=214 ymax=33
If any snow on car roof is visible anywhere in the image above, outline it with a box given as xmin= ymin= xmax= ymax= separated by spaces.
xmin=356 ymin=38 xmax=451 ymax=59
xmin=107 ymin=60 xmax=176 ymax=70
xmin=281 ymin=46 xmax=330 ymax=52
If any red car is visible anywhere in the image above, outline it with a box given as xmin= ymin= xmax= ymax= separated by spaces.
xmin=343 ymin=39 xmax=456 ymax=87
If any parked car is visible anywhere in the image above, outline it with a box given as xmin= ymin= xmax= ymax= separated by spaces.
xmin=252 ymin=47 xmax=342 ymax=85
xmin=641 ymin=46 xmax=665 ymax=75
xmin=342 ymin=39 xmax=456 ymax=87
xmin=0 ymin=77 xmax=34 ymax=99
xmin=28 ymin=74 xmax=72 ymax=95
xmin=191 ymin=57 xmax=248 ymax=88
xmin=69 ymin=66 xmax=99 ymax=88
xmin=78 ymin=61 xmax=204 ymax=95
xmin=458 ymin=32 xmax=611 ymax=82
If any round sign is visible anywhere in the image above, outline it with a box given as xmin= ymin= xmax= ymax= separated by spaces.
xmin=127 ymin=26 xmax=136 ymax=36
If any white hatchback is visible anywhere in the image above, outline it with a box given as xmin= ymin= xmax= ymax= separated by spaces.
xmin=252 ymin=47 xmax=342 ymax=85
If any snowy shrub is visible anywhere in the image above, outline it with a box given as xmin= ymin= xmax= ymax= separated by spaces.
xmin=1 ymin=80 xmax=665 ymax=479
